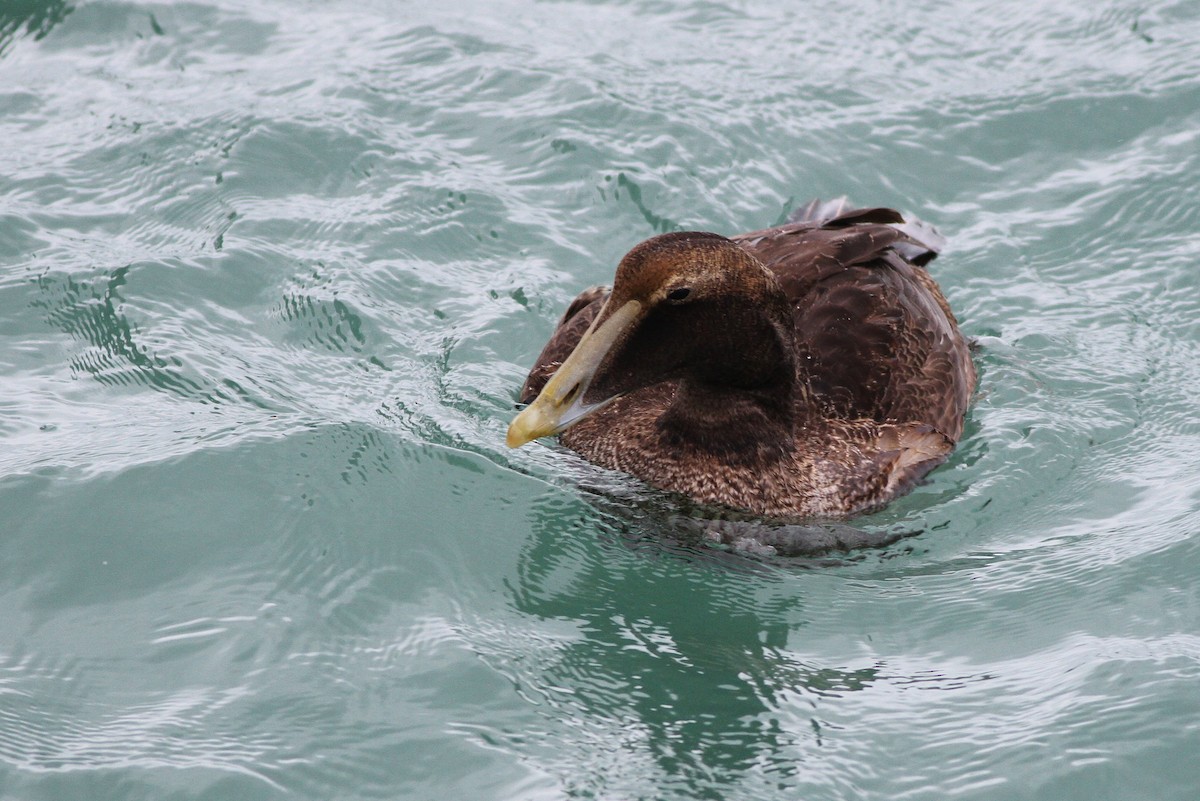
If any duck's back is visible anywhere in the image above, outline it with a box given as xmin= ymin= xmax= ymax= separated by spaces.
xmin=733 ymin=203 xmax=975 ymax=442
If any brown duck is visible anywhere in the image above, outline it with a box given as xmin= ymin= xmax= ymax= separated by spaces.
xmin=507 ymin=200 xmax=976 ymax=519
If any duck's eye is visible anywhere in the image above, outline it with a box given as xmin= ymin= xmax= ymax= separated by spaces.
xmin=666 ymin=287 xmax=691 ymax=302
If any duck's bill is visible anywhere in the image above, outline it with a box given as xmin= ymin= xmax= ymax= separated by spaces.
xmin=506 ymin=299 xmax=642 ymax=448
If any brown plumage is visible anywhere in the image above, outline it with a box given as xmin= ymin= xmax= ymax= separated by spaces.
xmin=507 ymin=200 xmax=976 ymax=519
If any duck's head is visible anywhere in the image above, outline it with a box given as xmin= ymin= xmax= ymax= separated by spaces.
xmin=507 ymin=231 xmax=795 ymax=448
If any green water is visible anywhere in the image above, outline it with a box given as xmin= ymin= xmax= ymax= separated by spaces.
xmin=3 ymin=1 xmax=1200 ymax=799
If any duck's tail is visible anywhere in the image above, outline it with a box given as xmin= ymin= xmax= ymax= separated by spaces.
xmin=789 ymin=197 xmax=946 ymax=266
xmin=787 ymin=196 xmax=852 ymax=224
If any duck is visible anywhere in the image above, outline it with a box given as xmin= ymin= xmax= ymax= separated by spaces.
xmin=506 ymin=199 xmax=976 ymax=519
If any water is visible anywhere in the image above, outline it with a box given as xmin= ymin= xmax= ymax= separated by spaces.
xmin=2 ymin=0 xmax=1199 ymax=798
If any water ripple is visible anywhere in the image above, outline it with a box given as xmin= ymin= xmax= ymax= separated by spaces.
xmin=3 ymin=0 xmax=1200 ymax=799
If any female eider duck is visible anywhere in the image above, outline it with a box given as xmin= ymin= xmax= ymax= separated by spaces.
xmin=507 ymin=200 xmax=976 ymax=519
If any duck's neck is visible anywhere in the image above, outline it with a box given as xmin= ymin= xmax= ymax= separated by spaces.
xmin=656 ymin=328 xmax=797 ymax=464
xmin=655 ymin=291 xmax=798 ymax=462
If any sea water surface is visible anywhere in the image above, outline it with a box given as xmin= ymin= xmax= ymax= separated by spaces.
xmin=2 ymin=1 xmax=1200 ymax=799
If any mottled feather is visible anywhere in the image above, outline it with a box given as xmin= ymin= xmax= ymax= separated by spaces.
xmin=516 ymin=202 xmax=975 ymax=519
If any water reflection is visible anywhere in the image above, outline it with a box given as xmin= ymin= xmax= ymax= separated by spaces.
xmin=497 ymin=492 xmax=886 ymax=794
